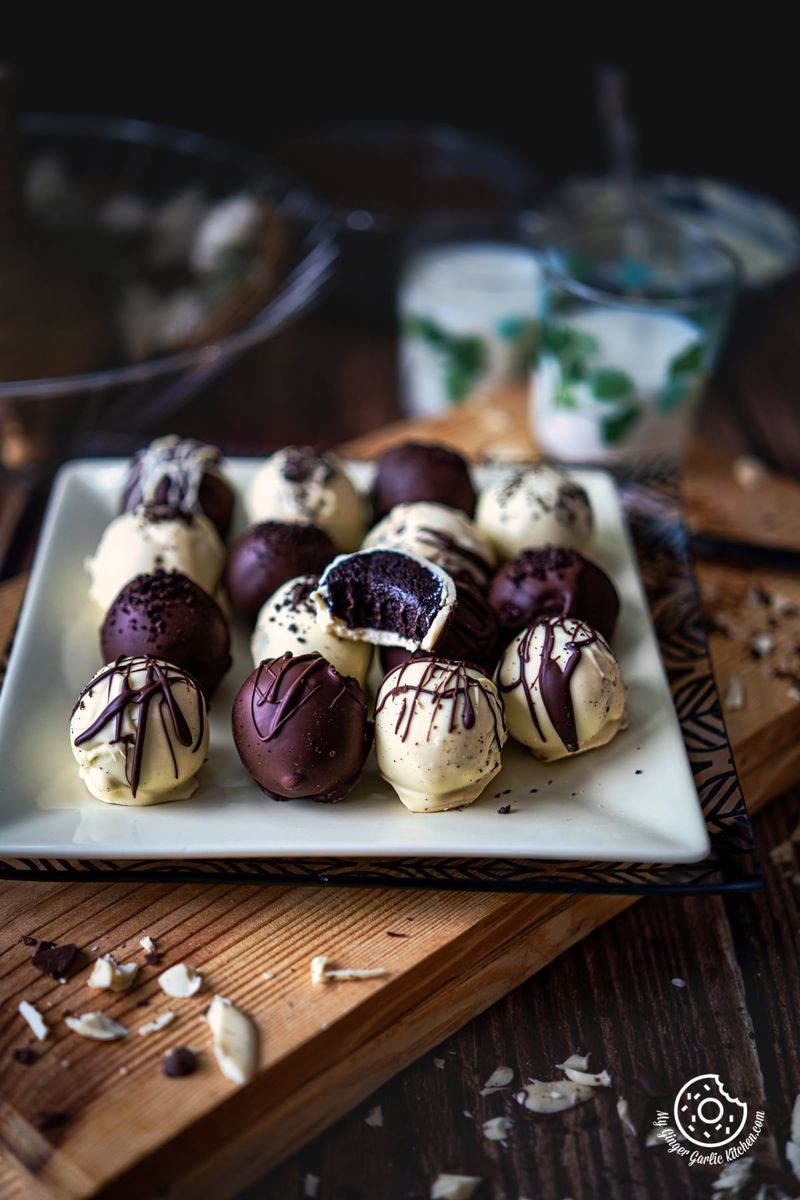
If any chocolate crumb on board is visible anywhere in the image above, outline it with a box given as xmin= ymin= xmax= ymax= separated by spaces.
xmin=163 ymin=1047 xmax=197 ymax=1077
xmin=386 ymin=930 xmax=409 ymax=938
xmin=35 ymin=1111 xmax=69 ymax=1132
xmin=13 ymin=1047 xmax=36 ymax=1065
xmin=30 ymin=940 xmax=79 ymax=980
xmin=497 ymin=804 xmax=512 ymax=814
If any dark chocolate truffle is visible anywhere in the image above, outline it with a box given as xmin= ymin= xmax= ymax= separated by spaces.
xmin=101 ymin=570 xmax=231 ymax=697
xmin=226 ymin=522 xmax=336 ymax=627
xmin=232 ymin=653 xmax=372 ymax=802
xmin=371 ymin=441 xmax=476 ymax=519
xmin=122 ymin=436 xmax=234 ymax=539
xmin=381 ymin=581 xmax=502 ymax=676
xmin=488 ymin=546 xmax=620 ymax=641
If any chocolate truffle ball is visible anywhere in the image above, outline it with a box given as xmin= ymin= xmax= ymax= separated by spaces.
xmin=371 ymin=441 xmax=476 ymax=519
xmin=488 ymin=546 xmax=620 ymax=641
xmin=226 ymin=522 xmax=336 ymax=626
xmin=122 ymin=436 xmax=234 ymax=539
xmin=231 ymin=653 xmax=372 ymax=802
xmin=101 ymin=570 xmax=231 ymax=697
xmin=381 ymin=581 xmax=502 ymax=676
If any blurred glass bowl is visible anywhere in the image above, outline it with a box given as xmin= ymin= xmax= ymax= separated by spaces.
xmin=0 ymin=113 xmax=338 ymax=471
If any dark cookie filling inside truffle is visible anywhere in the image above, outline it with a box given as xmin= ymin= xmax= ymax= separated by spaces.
xmin=322 ymin=550 xmax=445 ymax=643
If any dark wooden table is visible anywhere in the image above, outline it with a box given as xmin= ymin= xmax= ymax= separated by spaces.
xmin=2 ymin=288 xmax=800 ymax=1200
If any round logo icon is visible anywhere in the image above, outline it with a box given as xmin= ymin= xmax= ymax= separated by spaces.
xmin=673 ymin=1074 xmax=748 ymax=1148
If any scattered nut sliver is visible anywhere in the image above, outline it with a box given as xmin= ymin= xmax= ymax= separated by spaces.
xmin=138 ymin=1011 xmax=176 ymax=1036
xmin=555 ymin=1052 xmax=589 ymax=1071
xmin=515 ymin=1079 xmax=594 ymax=1113
xmin=18 ymin=1000 xmax=48 ymax=1041
xmin=65 ymin=1013 xmax=129 ymax=1041
xmin=158 ymin=963 xmax=203 ymax=998
xmin=563 ymin=1066 xmax=612 ymax=1088
xmin=480 ymin=1064 xmax=514 ymax=1095
xmin=430 ymin=1174 xmax=482 ymax=1199
xmin=88 ymin=954 xmax=139 ymax=992
xmin=310 ymin=955 xmax=387 ymax=985
xmin=206 ymin=995 xmax=257 ymax=1085
xmin=617 ymin=1096 xmax=637 ymax=1135
xmin=482 ymin=1115 xmax=512 ymax=1142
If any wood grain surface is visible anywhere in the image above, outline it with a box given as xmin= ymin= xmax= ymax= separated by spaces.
xmin=0 ymin=383 xmax=798 ymax=1199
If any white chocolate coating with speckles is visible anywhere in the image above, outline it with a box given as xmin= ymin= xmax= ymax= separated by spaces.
xmin=362 ymin=501 xmax=495 ymax=588
xmin=247 ymin=447 xmax=367 ymax=551
xmin=86 ymin=507 xmax=226 ymax=610
xmin=475 ymin=465 xmax=593 ymax=560
xmin=70 ymin=657 xmax=208 ymax=806
xmin=374 ymin=658 xmax=507 ymax=812
xmin=251 ymin=575 xmax=372 ymax=686
xmin=497 ymin=617 xmax=626 ymax=761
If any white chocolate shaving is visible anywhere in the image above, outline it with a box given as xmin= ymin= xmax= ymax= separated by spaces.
xmin=88 ymin=954 xmax=139 ymax=992
xmin=65 ymin=1012 xmax=129 ymax=1041
xmin=515 ymin=1079 xmax=594 ymax=1113
xmin=480 ymin=1065 xmax=514 ymax=1095
xmin=310 ymin=955 xmax=387 ymax=984
xmin=724 ymin=676 xmax=746 ymax=711
xmin=303 ymin=1173 xmax=319 ymax=1198
xmin=18 ymin=1000 xmax=48 ymax=1041
xmin=365 ymin=1105 xmax=383 ymax=1127
xmin=430 ymin=1175 xmax=482 ymax=1199
xmin=555 ymin=1053 xmax=590 ymax=1071
xmin=482 ymin=1115 xmax=512 ymax=1142
xmin=206 ymin=995 xmax=257 ymax=1085
xmin=138 ymin=1011 xmax=176 ymax=1036
xmin=158 ymin=962 xmax=203 ymax=998
xmin=563 ymin=1066 xmax=612 ymax=1088
xmin=433 ymin=1057 xmax=446 ymax=1069
xmin=616 ymin=1097 xmax=637 ymax=1135
xmin=140 ymin=935 xmax=156 ymax=954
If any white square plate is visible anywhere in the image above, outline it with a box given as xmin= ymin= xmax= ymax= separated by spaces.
xmin=0 ymin=459 xmax=709 ymax=864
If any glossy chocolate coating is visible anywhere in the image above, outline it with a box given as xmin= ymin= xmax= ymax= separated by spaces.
xmin=231 ymin=652 xmax=372 ymax=802
xmin=225 ymin=522 xmax=336 ymax=626
xmin=381 ymin=581 xmax=501 ymax=676
xmin=101 ymin=570 xmax=231 ymax=697
xmin=371 ymin=441 xmax=476 ymax=519
xmin=488 ymin=546 xmax=620 ymax=641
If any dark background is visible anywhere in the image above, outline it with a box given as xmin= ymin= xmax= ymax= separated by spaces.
xmin=6 ymin=40 xmax=798 ymax=211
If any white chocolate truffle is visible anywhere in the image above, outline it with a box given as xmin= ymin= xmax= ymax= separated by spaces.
xmin=475 ymin=465 xmax=593 ymax=560
xmin=374 ymin=658 xmax=507 ymax=812
xmin=251 ymin=575 xmax=372 ymax=686
xmin=362 ymin=501 xmax=495 ymax=589
xmin=248 ymin=447 xmax=367 ymax=551
xmin=86 ymin=506 xmax=226 ymax=610
xmin=312 ymin=548 xmax=457 ymax=652
xmin=496 ymin=616 xmax=625 ymax=761
xmin=70 ymin=656 xmax=208 ymax=805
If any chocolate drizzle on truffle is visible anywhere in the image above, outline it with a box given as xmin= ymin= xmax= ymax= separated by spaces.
xmin=72 ymin=657 xmax=204 ymax=797
xmin=123 ymin=436 xmax=233 ymax=537
xmin=489 ymin=546 xmax=619 ymax=639
xmin=376 ymin=657 xmax=505 ymax=749
xmin=250 ymin=653 xmax=364 ymax=743
xmin=416 ymin=526 xmax=492 ymax=587
xmin=497 ymin=618 xmax=599 ymax=753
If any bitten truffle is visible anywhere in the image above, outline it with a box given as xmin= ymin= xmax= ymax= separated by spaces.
xmin=381 ymin=581 xmax=501 ymax=676
xmin=496 ymin=616 xmax=626 ymax=761
xmin=225 ymin=522 xmax=336 ymax=626
xmin=312 ymin=548 xmax=456 ymax=652
xmin=488 ymin=546 xmax=619 ymax=640
xmin=122 ymin=435 xmax=234 ymax=539
xmin=70 ymin=656 xmax=208 ymax=805
xmin=231 ymin=653 xmax=372 ymax=802
xmin=100 ymin=570 xmax=231 ymax=697
xmin=371 ymin=441 xmax=476 ymax=519
xmin=374 ymin=657 xmax=507 ymax=812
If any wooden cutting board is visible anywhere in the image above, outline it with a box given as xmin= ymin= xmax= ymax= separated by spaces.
xmin=1 ymin=386 xmax=798 ymax=1200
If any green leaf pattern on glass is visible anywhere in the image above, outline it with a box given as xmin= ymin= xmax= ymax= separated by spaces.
xmin=404 ymin=312 xmax=539 ymax=404
xmin=540 ymin=322 xmax=707 ymax=444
